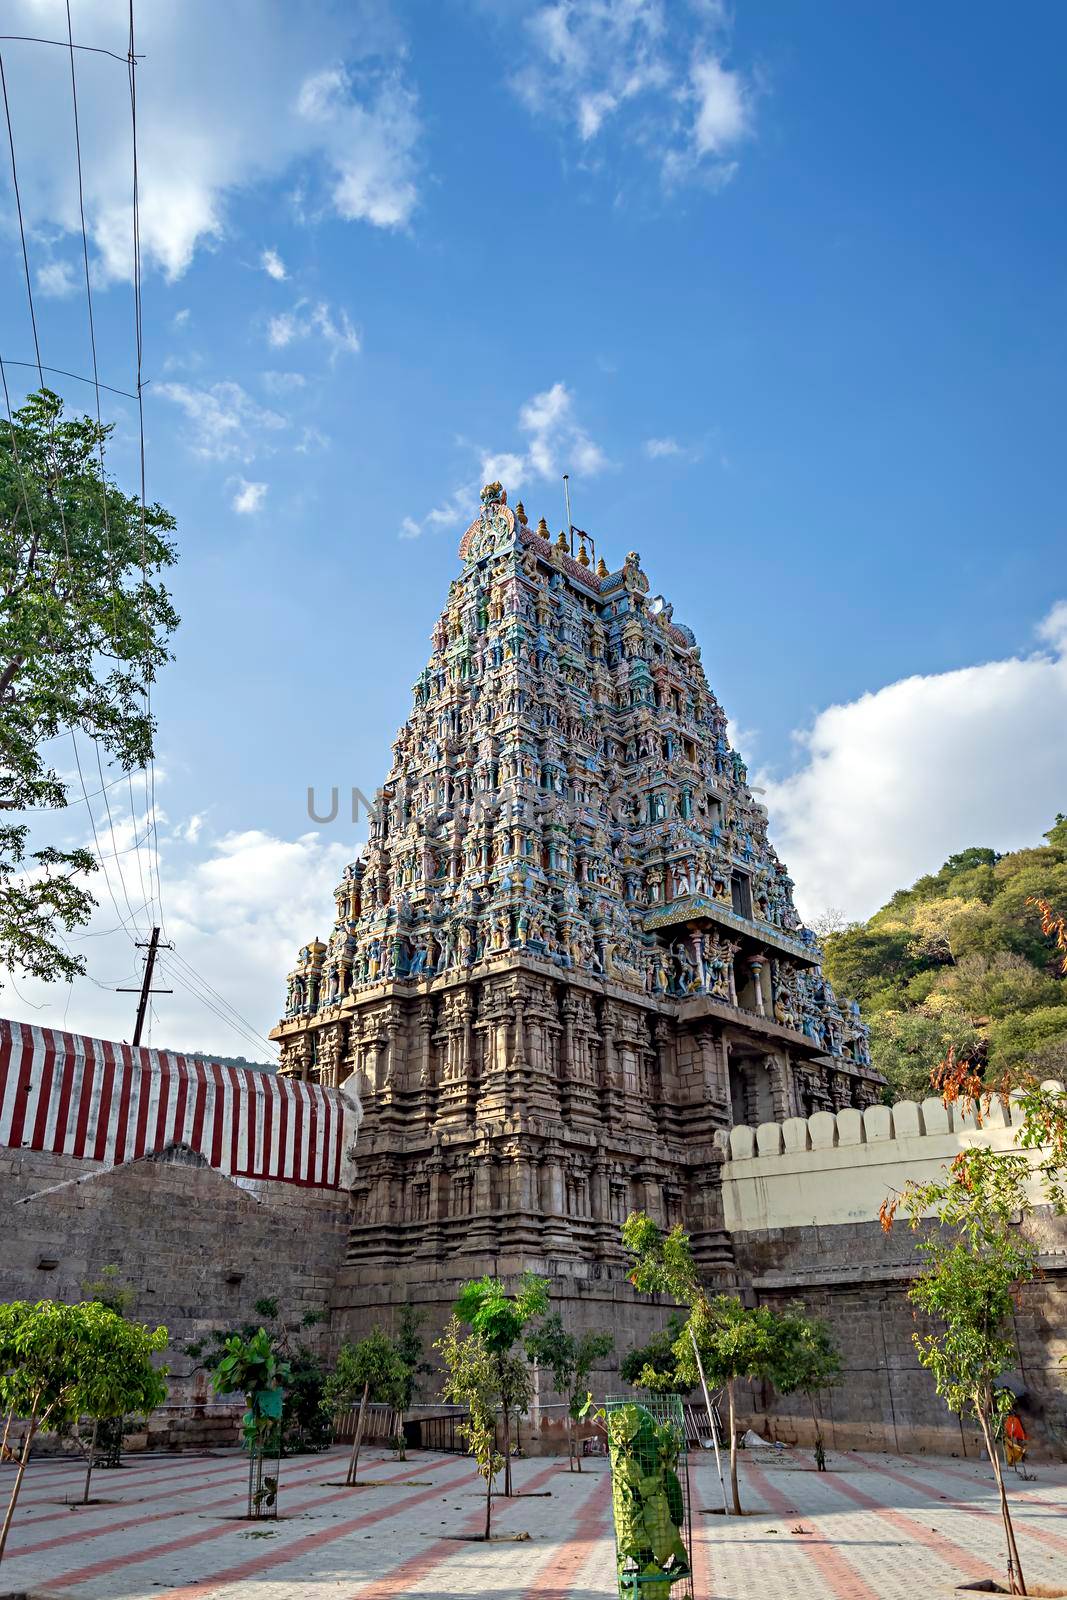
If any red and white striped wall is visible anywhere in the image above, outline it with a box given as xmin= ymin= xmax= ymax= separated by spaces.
xmin=0 ymin=1019 xmax=359 ymax=1190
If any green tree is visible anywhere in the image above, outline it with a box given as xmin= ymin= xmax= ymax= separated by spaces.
xmin=454 ymin=1272 xmax=548 ymax=1497
xmin=391 ymin=1304 xmax=432 ymax=1461
xmin=0 ymin=1299 xmax=167 ymax=1560
xmin=821 ymin=820 xmax=1067 ymax=1096
xmin=867 ymin=1007 xmax=982 ymax=1104
xmin=0 ymin=389 xmax=178 ymax=981
xmin=622 ymin=1213 xmax=736 ymax=1514
xmin=525 ymin=1312 xmax=613 ymax=1470
xmin=767 ymin=1306 xmax=841 ymax=1469
xmin=185 ymin=1296 xmax=330 ymax=1458
xmin=884 ymin=1149 xmax=1037 ymax=1595
xmin=619 ymin=1316 xmax=690 ymax=1395
xmin=435 ymin=1315 xmax=503 ymax=1540
xmin=323 ymin=1328 xmax=407 ymax=1486
xmin=211 ymin=1327 xmax=288 ymax=1518
xmin=672 ymin=1296 xmax=778 ymax=1515
xmin=75 ymin=1265 xmax=136 ymax=1484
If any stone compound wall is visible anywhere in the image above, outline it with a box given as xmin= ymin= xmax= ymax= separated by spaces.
xmin=0 ymin=1143 xmax=351 ymax=1452
xmin=716 ymin=1087 xmax=1059 ymax=1231
xmin=719 ymin=1087 xmax=1067 ymax=1459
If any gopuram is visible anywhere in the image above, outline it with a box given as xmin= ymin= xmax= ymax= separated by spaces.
xmin=271 ymin=483 xmax=881 ymax=1343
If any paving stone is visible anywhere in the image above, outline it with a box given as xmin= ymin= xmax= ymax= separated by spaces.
xmin=3 ymin=1445 xmax=1065 ymax=1599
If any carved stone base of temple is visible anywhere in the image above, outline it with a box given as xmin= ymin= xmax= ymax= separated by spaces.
xmin=275 ymin=954 xmax=883 ymax=1358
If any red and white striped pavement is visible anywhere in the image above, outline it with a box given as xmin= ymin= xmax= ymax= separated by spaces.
xmin=0 ymin=1018 xmax=359 ymax=1190
xmin=1 ymin=1446 xmax=1064 ymax=1598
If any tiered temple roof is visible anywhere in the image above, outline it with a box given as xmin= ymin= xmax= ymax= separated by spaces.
xmin=281 ymin=482 xmax=870 ymax=1077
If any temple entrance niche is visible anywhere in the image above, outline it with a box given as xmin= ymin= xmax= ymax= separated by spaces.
xmin=729 ymin=1053 xmax=775 ymax=1128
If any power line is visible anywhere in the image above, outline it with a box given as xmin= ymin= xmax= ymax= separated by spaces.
xmin=157 ymin=954 xmax=278 ymax=1063
xmin=70 ymin=0 xmax=160 ymax=942
xmin=15 ymin=767 xmax=139 ymax=814
xmin=126 ymin=0 xmax=165 ymax=940
xmin=166 ymin=946 xmax=279 ymax=1058
xmin=1 ymin=9 xmax=279 ymax=1062
xmin=0 ymin=48 xmax=43 ymax=381
xmin=0 ymin=359 xmax=138 ymax=400
xmin=68 ymin=732 xmax=140 ymax=941
xmin=0 ymin=35 xmax=142 ymax=66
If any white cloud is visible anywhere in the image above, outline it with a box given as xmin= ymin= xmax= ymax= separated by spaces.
xmin=173 ymin=813 xmax=205 ymax=845
xmin=267 ymin=313 xmax=299 ymax=349
xmin=266 ymin=300 xmax=360 ymax=360
xmin=312 ymin=304 xmax=361 ymax=359
xmin=1 ymin=815 xmax=355 ymax=1060
xmin=232 ymin=478 xmax=268 ymax=514
xmin=262 ymin=370 xmax=307 ymax=394
xmin=401 ymin=382 xmax=609 ymax=540
xmin=508 ymin=380 xmax=608 ymax=485
xmin=0 ymin=1 xmax=420 ymax=284
xmin=690 ymin=53 xmax=749 ymax=155
xmin=260 ymin=247 xmax=288 ymax=281
xmin=36 ymin=260 xmax=77 ymax=298
xmin=1037 ymin=599 xmax=1067 ymax=652
xmin=760 ymin=603 xmax=1067 ymax=923
xmin=172 ymin=308 xmax=191 ymax=329
xmin=643 ymin=434 xmax=707 ymax=463
xmin=297 ymin=66 xmax=419 ymax=228
xmin=295 ymin=425 xmax=330 ymax=454
xmin=155 ymin=381 xmax=287 ymax=462
xmin=512 ymin=2 xmax=751 ymax=189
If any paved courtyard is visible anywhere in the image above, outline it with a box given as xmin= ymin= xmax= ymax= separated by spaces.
xmin=2 ymin=1444 xmax=1066 ymax=1599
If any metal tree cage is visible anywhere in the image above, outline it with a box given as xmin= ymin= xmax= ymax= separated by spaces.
xmin=604 ymin=1394 xmax=695 ymax=1600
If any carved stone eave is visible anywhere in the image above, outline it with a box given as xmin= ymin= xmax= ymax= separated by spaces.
xmin=643 ymin=894 xmax=819 ymax=966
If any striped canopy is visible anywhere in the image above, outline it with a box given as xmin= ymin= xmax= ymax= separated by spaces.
xmin=0 ymin=1019 xmax=358 ymax=1190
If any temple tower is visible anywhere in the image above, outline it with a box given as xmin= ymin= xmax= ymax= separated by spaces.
xmin=271 ymin=485 xmax=880 ymax=1344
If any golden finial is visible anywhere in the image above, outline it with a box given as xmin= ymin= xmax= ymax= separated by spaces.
xmin=596 ymin=555 xmax=609 ymax=577
xmin=537 ymin=516 xmax=550 ymax=538
xmin=555 ymin=528 xmax=568 ymax=551
xmin=515 ymin=501 xmax=528 ymax=527
xmin=577 ymin=537 xmax=590 ymax=567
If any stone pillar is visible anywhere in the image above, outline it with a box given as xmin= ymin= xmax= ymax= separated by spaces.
xmin=748 ymin=957 xmax=766 ymax=1017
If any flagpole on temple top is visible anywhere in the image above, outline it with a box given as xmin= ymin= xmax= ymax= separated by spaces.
xmin=563 ymin=472 xmax=574 ymax=557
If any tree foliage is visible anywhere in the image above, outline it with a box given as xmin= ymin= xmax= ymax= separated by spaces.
xmin=821 ymin=817 xmax=1067 ymax=1100
xmin=455 ymin=1272 xmax=549 ymax=1496
xmin=766 ymin=1305 xmax=841 ymax=1468
xmin=435 ymin=1315 xmax=504 ymax=1539
xmin=185 ymin=1296 xmax=329 ymax=1455
xmin=0 ymin=1299 xmax=167 ymax=1559
xmin=323 ymin=1326 xmax=411 ymax=1485
xmin=526 ymin=1311 xmax=613 ymax=1469
xmin=623 ymin=1213 xmax=783 ymax=1515
xmin=210 ymin=1327 xmax=288 ymax=1516
xmin=619 ymin=1316 xmax=689 ymax=1394
xmin=323 ymin=1328 xmax=408 ymax=1416
xmin=0 ymin=388 xmax=178 ymax=981
xmin=883 ymin=1149 xmax=1037 ymax=1594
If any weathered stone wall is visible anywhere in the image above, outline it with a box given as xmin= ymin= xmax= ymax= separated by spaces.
xmin=1 ymin=1143 xmax=351 ymax=1451
xmin=717 ymin=1091 xmax=1067 ymax=1460
xmin=729 ymin=1213 xmax=1067 ymax=1460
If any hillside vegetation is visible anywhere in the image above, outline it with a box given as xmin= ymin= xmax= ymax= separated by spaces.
xmin=821 ymin=815 xmax=1067 ymax=1103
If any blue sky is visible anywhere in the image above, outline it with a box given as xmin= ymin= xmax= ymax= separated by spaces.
xmin=2 ymin=0 xmax=1065 ymax=1056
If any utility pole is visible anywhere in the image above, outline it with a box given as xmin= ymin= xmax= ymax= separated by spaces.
xmin=117 ymin=927 xmax=173 ymax=1045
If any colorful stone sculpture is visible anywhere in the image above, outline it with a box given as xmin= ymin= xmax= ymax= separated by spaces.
xmin=271 ymin=486 xmax=879 ymax=1321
